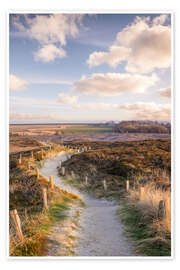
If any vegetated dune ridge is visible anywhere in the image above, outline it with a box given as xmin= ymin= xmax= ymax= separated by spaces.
xmin=39 ymin=152 xmax=134 ymax=256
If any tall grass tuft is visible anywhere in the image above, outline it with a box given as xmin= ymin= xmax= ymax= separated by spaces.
xmin=129 ymin=170 xmax=171 ymax=234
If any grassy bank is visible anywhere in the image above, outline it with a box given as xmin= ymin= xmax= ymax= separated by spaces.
xmin=117 ymin=172 xmax=171 ymax=256
xmin=9 ymin=144 xmax=82 ymax=256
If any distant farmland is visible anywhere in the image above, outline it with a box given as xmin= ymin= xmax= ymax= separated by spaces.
xmin=61 ymin=124 xmax=112 ymax=134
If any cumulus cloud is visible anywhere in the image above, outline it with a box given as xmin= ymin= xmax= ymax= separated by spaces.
xmin=34 ymin=44 xmax=66 ymax=62
xmin=87 ymin=15 xmax=171 ymax=73
xmin=87 ymin=46 xmax=131 ymax=68
xmin=72 ymin=72 xmax=158 ymax=96
xmin=57 ymin=93 xmax=78 ymax=105
xmin=119 ymin=102 xmax=171 ymax=120
xmin=12 ymin=14 xmax=85 ymax=62
xmin=153 ymin=14 xmax=169 ymax=25
xmin=10 ymin=74 xmax=28 ymax=91
xmin=158 ymin=87 xmax=171 ymax=98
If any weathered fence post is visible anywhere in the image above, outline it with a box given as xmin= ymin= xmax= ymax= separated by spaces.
xmin=42 ymin=188 xmax=48 ymax=209
xmin=85 ymin=176 xmax=88 ymax=185
xmin=18 ymin=153 xmax=22 ymax=164
xmin=36 ymin=168 xmax=39 ymax=179
xmin=71 ymin=171 xmax=75 ymax=179
xmin=126 ymin=180 xmax=129 ymax=192
xmin=50 ymin=175 xmax=54 ymax=189
xmin=62 ymin=167 xmax=65 ymax=176
xmin=10 ymin=209 xmax=24 ymax=241
xmin=103 ymin=180 xmax=107 ymax=191
xmin=140 ymin=187 xmax=145 ymax=200
xmin=28 ymin=162 xmax=30 ymax=170
xmin=158 ymin=200 xmax=166 ymax=220
xmin=59 ymin=161 xmax=62 ymax=168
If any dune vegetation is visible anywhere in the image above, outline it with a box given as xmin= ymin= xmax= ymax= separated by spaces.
xmin=9 ymin=143 xmax=81 ymax=256
xmin=60 ymin=139 xmax=171 ymax=256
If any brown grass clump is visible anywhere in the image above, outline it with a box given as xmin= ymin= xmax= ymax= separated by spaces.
xmin=129 ymin=170 xmax=171 ymax=233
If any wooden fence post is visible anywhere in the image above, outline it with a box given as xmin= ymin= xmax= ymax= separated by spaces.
xmin=19 ymin=153 xmax=22 ymax=164
xmin=28 ymin=162 xmax=30 ymax=170
xmin=59 ymin=161 xmax=62 ymax=168
xmin=42 ymin=188 xmax=48 ymax=209
xmin=158 ymin=200 xmax=166 ymax=220
xmin=103 ymin=180 xmax=107 ymax=191
xmin=126 ymin=180 xmax=129 ymax=192
xmin=36 ymin=168 xmax=39 ymax=179
xmin=62 ymin=167 xmax=65 ymax=176
xmin=50 ymin=175 xmax=54 ymax=189
xmin=85 ymin=176 xmax=88 ymax=185
xmin=10 ymin=209 xmax=24 ymax=241
xmin=140 ymin=187 xmax=145 ymax=200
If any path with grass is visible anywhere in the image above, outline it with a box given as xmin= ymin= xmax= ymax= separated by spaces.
xmin=39 ymin=152 xmax=134 ymax=256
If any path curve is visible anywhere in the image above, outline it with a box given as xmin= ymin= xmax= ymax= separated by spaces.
xmin=39 ymin=152 xmax=134 ymax=256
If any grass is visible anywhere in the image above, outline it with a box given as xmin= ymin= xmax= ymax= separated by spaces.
xmin=117 ymin=199 xmax=171 ymax=256
xmin=10 ymin=184 xmax=81 ymax=256
xmin=61 ymin=124 xmax=112 ymax=134
xmin=9 ymin=143 xmax=82 ymax=256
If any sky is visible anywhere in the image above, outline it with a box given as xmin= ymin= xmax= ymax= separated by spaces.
xmin=9 ymin=13 xmax=171 ymax=124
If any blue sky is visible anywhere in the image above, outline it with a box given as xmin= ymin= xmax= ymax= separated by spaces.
xmin=9 ymin=13 xmax=171 ymax=123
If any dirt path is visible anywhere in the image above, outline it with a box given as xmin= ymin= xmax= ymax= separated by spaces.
xmin=39 ymin=152 xmax=134 ymax=256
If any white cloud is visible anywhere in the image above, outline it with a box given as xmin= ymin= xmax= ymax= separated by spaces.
xmin=34 ymin=44 xmax=66 ymax=62
xmin=57 ymin=93 xmax=78 ymax=105
xmin=158 ymin=87 xmax=171 ymax=98
xmin=72 ymin=72 xmax=158 ymax=96
xmin=10 ymin=95 xmax=79 ymax=110
xmin=153 ymin=14 xmax=169 ymax=25
xmin=119 ymin=102 xmax=171 ymax=120
xmin=30 ymin=78 xmax=73 ymax=85
xmin=87 ymin=15 xmax=171 ymax=73
xmin=10 ymin=111 xmax=65 ymax=122
xmin=87 ymin=46 xmax=131 ymax=68
xmin=72 ymin=102 xmax=116 ymax=110
xmin=12 ymin=14 xmax=85 ymax=62
xmin=10 ymin=74 xmax=28 ymax=91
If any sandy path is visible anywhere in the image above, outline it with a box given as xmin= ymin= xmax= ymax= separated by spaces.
xmin=39 ymin=152 xmax=134 ymax=256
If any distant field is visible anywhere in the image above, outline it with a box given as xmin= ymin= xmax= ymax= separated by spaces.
xmin=10 ymin=124 xmax=112 ymax=135
xmin=62 ymin=125 xmax=112 ymax=134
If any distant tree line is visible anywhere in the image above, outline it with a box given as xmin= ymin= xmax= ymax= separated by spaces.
xmin=112 ymin=121 xmax=171 ymax=134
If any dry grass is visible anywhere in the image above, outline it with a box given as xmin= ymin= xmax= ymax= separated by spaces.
xmin=128 ymin=171 xmax=171 ymax=234
xmin=9 ymin=143 xmax=80 ymax=256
